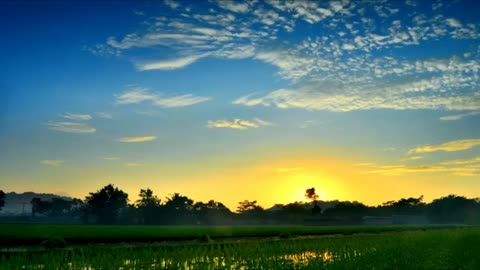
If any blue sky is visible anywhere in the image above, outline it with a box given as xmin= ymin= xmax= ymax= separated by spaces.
xmin=1 ymin=0 xmax=479 ymax=208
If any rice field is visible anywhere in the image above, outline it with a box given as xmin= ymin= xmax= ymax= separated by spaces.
xmin=1 ymin=226 xmax=479 ymax=269
xmin=0 ymin=224 xmax=465 ymax=245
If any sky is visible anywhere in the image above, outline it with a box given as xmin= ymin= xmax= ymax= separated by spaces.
xmin=1 ymin=0 xmax=479 ymax=210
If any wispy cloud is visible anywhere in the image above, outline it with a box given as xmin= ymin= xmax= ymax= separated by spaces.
xmin=136 ymin=54 xmax=207 ymax=71
xmin=299 ymin=120 xmax=317 ymax=129
xmin=252 ymin=118 xmax=273 ymax=126
xmin=164 ymin=0 xmax=180 ymax=10
xmin=255 ymin=51 xmax=315 ymax=81
xmin=439 ymin=111 xmax=480 ymax=121
xmin=369 ymin=165 xmax=450 ymax=176
xmin=402 ymin=156 xmax=424 ymax=161
xmin=47 ymin=122 xmax=96 ymax=133
xmin=133 ymin=10 xmax=145 ymax=16
xmin=207 ymin=118 xmax=272 ymax=130
xmin=116 ymin=87 xmax=210 ymax=108
xmin=408 ymin=139 xmax=480 ymax=154
xmin=233 ymin=75 xmax=480 ymax=112
xmin=440 ymin=157 xmax=480 ymax=165
xmin=83 ymin=44 xmax=120 ymax=57
xmin=118 ymin=136 xmax=157 ymax=143
xmin=213 ymin=0 xmax=250 ymax=13
xmin=368 ymin=163 xmax=480 ymax=177
xmin=96 ymin=1 xmax=479 ymax=113
xmin=102 ymin=156 xmax=120 ymax=160
xmin=40 ymin=160 xmax=64 ymax=166
xmin=59 ymin=113 xmax=92 ymax=121
xmin=96 ymin=112 xmax=113 ymax=119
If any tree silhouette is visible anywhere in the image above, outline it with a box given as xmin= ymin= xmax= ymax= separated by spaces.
xmin=0 ymin=190 xmax=5 ymax=211
xmin=193 ymin=200 xmax=231 ymax=224
xmin=165 ymin=193 xmax=193 ymax=211
xmin=323 ymin=201 xmax=369 ymax=221
xmin=305 ymin=188 xmax=321 ymax=214
xmin=237 ymin=200 xmax=262 ymax=213
xmin=237 ymin=200 xmax=265 ymax=221
xmin=427 ymin=194 xmax=479 ymax=224
xmin=305 ymin=188 xmax=319 ymax=201
xmin=31 ymin=197 xmax=52 ymax=217
xmin=164 ymin=193 xmax=194 ymax=224
xmin=137 ymin=188 xmax=161 ymax=208
xmin=84 ymin=184 xmax=129 ymax=224
xmin=50 ymin=198 xmax=75 ymax=216
xmin=136 ymin=188 xmax=161 ymax=224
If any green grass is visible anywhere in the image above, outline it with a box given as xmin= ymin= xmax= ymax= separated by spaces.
xmin=0 ymin=224 xmax=467 ymax=246
xmin=1 ymin=228 xmax=479 ymax=269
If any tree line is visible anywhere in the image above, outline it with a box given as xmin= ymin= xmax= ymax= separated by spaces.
xmin=0 ymin=186 xmax=479 ymax=225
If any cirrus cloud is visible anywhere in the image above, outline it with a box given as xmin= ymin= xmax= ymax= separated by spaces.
xmin=116 ymin=87 xmax=211 ymax=108
xmin=408 ymin=139 xmax=480 ymax=154
xmin=136 ymin=54 xmax=207 ymax=71
xmin=40 ymin=160 xmax=64 ymax=166
xmin=59 ymin=113 xmax=92 ymax=121
xmin=47 ymin=122 xmax=96 ymax=133
xmin=439 ymin=111 xmax=480 ymax=121
xmin=118 ymin=136 xmax=157 ymax=143
xmin=207 ymin=118 xmax=272 ymax=130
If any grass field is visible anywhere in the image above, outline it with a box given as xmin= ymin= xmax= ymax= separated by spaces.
xmin=1 ymin=227 xmax=479 ymax=269
xmin=0 ymin=224 xmax=467 ymax=246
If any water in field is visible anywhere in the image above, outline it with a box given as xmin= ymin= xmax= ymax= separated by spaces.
xmin=118 ymin=251 xmax=336 ymax=269
xmin=18 ymin=252 xmax=337 ymax=270
xmin=4 ymin=229 xmax=480 ymax=270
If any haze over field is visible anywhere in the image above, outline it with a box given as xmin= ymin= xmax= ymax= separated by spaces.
xmin=1 ymin=0 xmax=479 ymax=210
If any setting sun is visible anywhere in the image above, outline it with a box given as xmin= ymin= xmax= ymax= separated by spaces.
xmin=288 ymin=173 xmax=329 ymax=202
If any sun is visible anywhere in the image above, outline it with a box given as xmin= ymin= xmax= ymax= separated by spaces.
xmin=281 ymin=172 xmax=331 ymax=203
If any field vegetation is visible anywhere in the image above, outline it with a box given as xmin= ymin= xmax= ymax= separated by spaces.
xmin=0 ymin=224 xmax=466 ymax=246
xmin=1 ymin=227 xmax=479 ymax=269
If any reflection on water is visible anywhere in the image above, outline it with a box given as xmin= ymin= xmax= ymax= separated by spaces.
xmin=20 ymin=250 xmax=366 ymax=269
xmin=283 ymin=251 xmax=334 ymax=264
xmin=117 ymin=251 xmax=336 ymax=270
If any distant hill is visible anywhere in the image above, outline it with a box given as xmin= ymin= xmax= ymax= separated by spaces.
xmin=0 ymin=192 xmax=72 ymax=215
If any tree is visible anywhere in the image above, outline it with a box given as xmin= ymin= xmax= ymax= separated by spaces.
xmin=392 ymin=196 xmax=425 ymax=215
xmin=0 ymin=190 xmax=5 ymax=211
xmin=31 ymin=197 xmax=52 ymax=217
xmin=136 ymin=188 xmax=162 ymax=224
xmin=84 ymin=184 xmax=129 ymax=224
xmin=193 ymin=200 xmax=232 ymax=224
xmin=137 ymin=188 xmax=161 ymax=208
xmin=427 ymin=195 xmax=479 ymax=224
xmin=272 ymin=202 xmax=310 ymax=224
xmin=379 ymin=196 xmax=425 ymax=216
xmin=50 ymin=198 xmax=74 ymax=216
xmin=165 ymin=193 xmax=193 ymax=211
xmin=237 ymin=200 xmax=262 ymax=213
xmin=323 ymin=201 xmax=369 ymax=218
xmin=305 ymin=188 xmax=321 ymax=214
xmin=237 ymin=200 xmax=265 ymax=221
xmin=305 ymin=188 xmax=319 ymax=201
xmin=164 ymin=193 xmax=194 ymax=224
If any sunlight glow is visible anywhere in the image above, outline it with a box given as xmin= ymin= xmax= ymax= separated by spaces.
xmin=282 ymin=173 xmax=333 ymax=203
